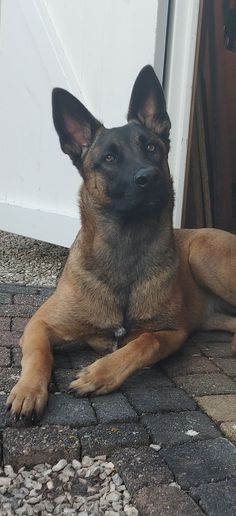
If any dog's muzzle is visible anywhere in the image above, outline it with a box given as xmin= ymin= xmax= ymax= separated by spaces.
xmin=134 ymin=167 xmax=159 ymax=190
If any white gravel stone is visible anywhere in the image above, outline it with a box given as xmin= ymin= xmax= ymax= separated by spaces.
xmin=0 ymin=456 xmax=139 ymax=515
xmin=82 ymin=456 xmax=94 ymax=467
xmin=0 ymin=477 xmax=11 ymax=487
xmin=52 ymin=459 xmax=67 ymax=472
xmin=4 ymin=466 xmax=16 ymax=479
xmin=71 ymin=459 xmax=82 ymax=470
xmin=149 ymin=443 xmax=161 ymax=451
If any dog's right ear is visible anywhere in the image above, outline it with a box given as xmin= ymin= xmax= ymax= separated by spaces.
xmin=52 ymin=88 xmax=102 ymax=164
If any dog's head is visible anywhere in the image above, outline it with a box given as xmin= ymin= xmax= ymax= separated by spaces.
xmin=52 ymin=65 xmax=174 ymax=218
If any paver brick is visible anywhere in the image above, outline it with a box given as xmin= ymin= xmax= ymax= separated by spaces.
xmin=191 ymin=478 xmax=236 ymax=516
xmin=142 ymin=411 xmax=220 ymax=446
xmin=0 ymin=304 xmax=35 ymax=317
xmin=12 ymin=347 xmax=22 ymax=367
xmin=0 ymin=317 xmax=11 ymax=331
xmin=11 ymin=317 xmax=29 ymax=332
xmin=198 ymin=341 xmax=234 ymax=357
xmin=220 ymin=422 xmax=236 ymax=443
xmin=0 ymin=332 xmax=19 ymax=348
xmin=122 ymin=366 xmax=173 ymax=391
xmin=212 ymin=357 xmax=236 ymax=377
xmin=40 ymin=393 xmax=97 ymax=427
xmin=69 ymin=346 xmax=100 ymax=369
xmin=0 ymin=284 xmax=39 ymax=295
xmin=125 ymin=387 xmax=196 ymax=415
xmin=54 ymin=344 xmax=98 ymax=370
xmin=13 ymin=294 xmax=48 ymax=307
xmin=91 ymin=393 xmax=138 ymax=424
xmin=191 ymin=331 xmax=232 ymax=343
xmin=161 ymin=355 xmax=218 ymax=376
xmin=0 ymin=347 xmax=11 ymax=367
xmin=79 ymin=423 xmax=149 ymax=456
xmin=196 ymin=394 xmax=236 ymax=422
xmin=134 ymin=485 xmax=204 ymax=516
xmin=0 ymin=394 xmax=7 ymax=429
xmin=174 ymin=372 xmax=236 ymax=396
xmin=111 ymin=446 xmax=173 ymax=494
xmin=0 ymin=368 xmax=20 ymax=393
xmin=161 ymin=437 xmax=236 ymax=488
xmin=0 ymin=293 xmax=12 ymax=304
xmin=3 ymin=425 xmax=80 ymax=469
xmin=54 ymin=368 xmax=77 ymax=391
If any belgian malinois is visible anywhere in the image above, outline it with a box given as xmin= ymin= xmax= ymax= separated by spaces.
xmin=7 ymin=65 xmax=236 ymax=421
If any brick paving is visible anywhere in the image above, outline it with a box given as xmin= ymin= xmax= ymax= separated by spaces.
xmin=0 ymin=283 xmax=236 ymax=515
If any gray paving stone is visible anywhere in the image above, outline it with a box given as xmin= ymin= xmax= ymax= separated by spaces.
xmin=91 ymin=393 xmax=138 ymax=424
xmin=174 ymin=372 xmax=236 ymax=396
xmin=142 ymin=411 xmax=220 ymax=446
xmin=0 ymin=368 xmax=20 ymax=393
xmin=79 ymin=423 xmax=149 ymax=456
xmin=69 ymin=347 xmax=100 ymax=369
xmin=54 ymin=350 xmax=72 ymax=369
xmin=54 ymin=368 xmax=77 ymax=391
xmin=191 ymin=478 xmax=236 ymax=516
xmin=198 ymin=341 xmax=234 ymax=358
xmin=11 ymin=317 xmax=29 ymax=332
xmin=0 ymin=394 xmax=7 ymax=429
xmin=125 ymin=387 xmax=196 ymax=415
xmin=0 ymin=304 xmax=35 ymax=317
xmin=0 ymin=293 xmax=12 ymax=304
xmin=12 ymin=346 xmax=22 ymax=367
xmin=122 ymin=366 xmax=174 ymax=391
xmin=0 ymin=284 xmax=39 ymax=295
xmin=3 ymin=425 xmax=80 ymax=469
xmin=161 ymin=355 xmax=219 ymax=376
xmin=111 ymin=446 xmax=173 ymax=494
xmin=161 ymin=437 xmax=236 ymax=488
xmin=0 ymin=347 xmax=11 ymax=366
xmin=0 ymin=331 xmax=19 ymax=348
xmin=0 ymin=317 xmax=11 ymax=331
xmin=212 ymin=357 xmax=236 ymax=377
xmin=13 ymin=294 xmax=47 ymax=307
xmin=40 ymin=393 xmax=97 ymax=427
xmin=134 ymin=485 xmax=204 ymax=516
xmin=191 ymin=331 xmax=232 ymax=343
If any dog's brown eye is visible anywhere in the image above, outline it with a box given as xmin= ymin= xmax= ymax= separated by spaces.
xmin=104 ymin=154 xmax=115 ymax=163
xmin=146 ymin=143 xmax=156 ymax=152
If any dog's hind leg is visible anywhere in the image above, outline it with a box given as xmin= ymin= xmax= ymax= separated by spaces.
xmin=189 ymin=229 xmax=236 ymax=353
xmin=69 ymin=329 xmax=187 ymax=395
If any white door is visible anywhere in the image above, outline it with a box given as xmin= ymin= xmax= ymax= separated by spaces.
xmin=0 ymin=0 xmax=169 ymax=246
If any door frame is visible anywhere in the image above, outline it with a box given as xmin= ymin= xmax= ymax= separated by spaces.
xmin=164 ymin=0 xmax=201 ymax=227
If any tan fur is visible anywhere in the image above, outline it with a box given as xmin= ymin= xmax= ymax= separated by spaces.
xmin=7 ymin=68 xmax=236 ymax=420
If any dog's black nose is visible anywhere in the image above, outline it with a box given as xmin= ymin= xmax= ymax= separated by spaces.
xmin=134 ymin=168 xmax=158 ymax=189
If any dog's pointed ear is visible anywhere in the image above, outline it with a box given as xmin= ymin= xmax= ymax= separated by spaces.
xmin=52 ymin=88 xmax=102 ymax=163
xmin=127 ymin=65 xmax=171 ymax=143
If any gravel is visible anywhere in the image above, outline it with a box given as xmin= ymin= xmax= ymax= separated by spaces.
xmin=0 ymin=456 xmax=139 ymax=515
xmin=0 ymin=231 xmax=68 ymax=286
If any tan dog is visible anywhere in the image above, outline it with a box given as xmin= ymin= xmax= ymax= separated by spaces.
xmin=7 ymin=65 xmax=236 ymax=422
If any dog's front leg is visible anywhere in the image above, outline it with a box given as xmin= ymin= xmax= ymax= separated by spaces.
xmin=6 ymin=294 xmax=87 ymax=421
xmin=70 ymin=329 xmax=187 ymax=395
xmin=6 ymin=317 xmax=54 ymax=421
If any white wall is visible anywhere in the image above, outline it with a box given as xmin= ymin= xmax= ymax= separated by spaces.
xmin=0 ymin=0 xmax=168 ymax=246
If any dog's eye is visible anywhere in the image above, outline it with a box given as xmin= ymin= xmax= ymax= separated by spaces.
xmin=104 ymin=154 xmax=115 ymax=163
xmin=146 ymin=143 xmax=156 ymax=152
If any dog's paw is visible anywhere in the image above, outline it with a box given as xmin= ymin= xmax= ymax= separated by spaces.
xmin=69 ymin=356 xmax=122 ymax=395
xmin=6 ymin=381 xmax=48 ymax=423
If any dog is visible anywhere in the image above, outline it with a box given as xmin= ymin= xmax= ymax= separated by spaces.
xmin=7 ymin=65 xmax=236 ymax=422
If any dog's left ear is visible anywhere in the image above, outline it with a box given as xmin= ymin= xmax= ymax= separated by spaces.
xmin=127 ymin=65 xmax=171 ymax=144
